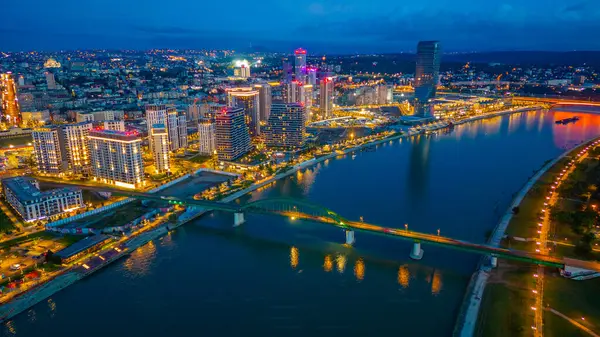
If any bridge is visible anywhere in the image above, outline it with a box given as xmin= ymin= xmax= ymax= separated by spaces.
xmin=58 ymin=184 xmax=600 ymax=273
xmin=512 ymin=96 xmax=600 ymax=108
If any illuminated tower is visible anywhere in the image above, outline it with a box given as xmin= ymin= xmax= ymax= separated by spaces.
xmin=150 ymin=124 xmax=170 ymax=173
xmin=61 ymin=122 xmax=92 ymax=175
xmin=0 ymin=73 xmax=21 ymax=125
xmin=226 ymin=87 xmax=261 ymax=136
xmin=32 ymin=127 xmax=64 ymax=175
xmin=254 ymin=83 xmax=272 ymax=122
xmin=198 ymin=119 xmax=216 ymax=156
xmin=264 ymin=102 xmax=305 ymax=149
xmin=319 ymin=77 xmax=334 ymax=119
xmin=234 ymin=60 xmax=251 ymax=78
xmin=414 ymin=41 xmax=441 ymax=117
xmin=215 ymin=107 xmax=251 ymax=161
xmin=89 ymin=130 xmax=144 ymax=189
xmin=294 ymin=48 xmax=307 ymax=81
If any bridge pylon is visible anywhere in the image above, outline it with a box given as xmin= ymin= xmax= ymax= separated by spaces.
xmin=345 ymin=230 xmax=355 ymax=245
xmin=410 ymin=241 xmax=424 ymax=260
xmin=490 ymin=255 xmax=498 ymax=268
xmin=233 ymin=212 xmax=245 ymax=227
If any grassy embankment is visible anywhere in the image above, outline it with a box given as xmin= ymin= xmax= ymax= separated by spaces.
xmin=476 ymin=141 xmax=600 ymax=337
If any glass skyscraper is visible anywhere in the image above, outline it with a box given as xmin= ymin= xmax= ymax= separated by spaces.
xmin=414 ymin=41 xmax=441 ymax=117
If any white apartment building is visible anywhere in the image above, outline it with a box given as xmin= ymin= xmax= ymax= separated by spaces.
xmin=61 ymin=122 xmax=92 ymax=175
xmin=2 ymin=176 xmax=83 ymax=222
xmin=150 ymin=124 xmax=170 ymax=173
xmin=89 ymin=129 xmax=144 ymax=189
xmin=32 ymin=127 xmax=64 ymax=175
xmin=198 ymin=119 xmax=216 ymax=156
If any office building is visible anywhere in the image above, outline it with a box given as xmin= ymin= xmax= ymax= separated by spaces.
xmin=61 ymin=122 xmax=92 ymax=175
xmin=32 ymin=127 xmax=64 ymax=175
xmin=2 ymin=176 xmax=83 ymax=222
xmin=0 ymin=73 xmax=21 ymax=125
xmin=283 ymin=80 xmax=306 ymax=105
xmin=89 ymin=130 xmax=144 ymax=189
xmin=414 ymin=41 xmax=442 ymax=117
xmin=150 ymin=124 xmax=170 ymax=173
xmin=227 ymin=88 xmax=261 ymax=136
xmin=264 ymin=102 xmax=305 ymax=149
xmin=294 ymin=48 xmax=307 ymax=82
xmin=104 ymin=120 xmax=125 ymax=131
xmin=215 ymin=107 xmax=251 ymax=161
xmin=319 ymin=77 xmax=334 ymax=119
xmin=254 ymin=83 xmax=272 ymax=122
xmin=198 ymin=119 xmax=216 ymax=156
xmin=46 ymin=71 xmax=57 ymax=90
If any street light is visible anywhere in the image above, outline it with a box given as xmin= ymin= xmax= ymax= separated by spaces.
xmin=404 ymin=224 xmax=408 ymax=232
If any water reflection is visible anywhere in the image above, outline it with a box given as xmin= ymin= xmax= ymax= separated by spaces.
xmin=290 ymin=246 xmax=299 ymax=269
xmin=551 ymin=110 xmax=600 ymax=149
xmin=397 ymin=265 xmax=410 ymax=289
xmin=336 ymin=254 xmax=347 ymax=274
xmin=323 ymin=254 xmax=333 ymax=272
xmin=354 ymin=258 xmax=365 ymax=281
xmin=5 ymin=321 xmax=16 ymax=336
xmin=47 ymin=298 xmax=56 ymax=318
xmin=407 ymin=135 xmax=431 ymax=209
xmin=123 ymin=240 xmax=157 ymax=277
xmin=431 ymin=270 xmax=442 ymax=296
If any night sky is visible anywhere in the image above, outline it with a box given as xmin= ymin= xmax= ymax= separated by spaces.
xmin=1 ymin=0 xmax=599 ymax=52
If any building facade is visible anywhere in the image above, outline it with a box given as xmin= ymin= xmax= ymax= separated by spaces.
xmin=264 ymin=102 xmax=306 ymax=149
xmin=294 ymin=48 xmax=307 ymax=82
xmin=414 ymin=41 xmax=442 ymax=117
xmin=89 ymin=130 xmax=144 ymax=189
xmin=150 ymin=124 xmax=170 ymax=173
xmin=254 ymin=83 xmax=272 ymax=122
xmin=215 ymin=107 xmax=251 ymax=161
xmin=2 ymin=176 xmax=83 ymax=222
xmin=104 ymin=120 xmax=125 ymax=131
xmin=61 ymin=122 xmax=92 ymax=175
xmin=198 ymin=119 xmax=216 ymax=156
xmin=32 ymin=127 xmax=64 ymax=175
xmin=227 ymin=88 xmax=261 ymax=136
xmin=319 ymin=77 xmax=334 ymax=119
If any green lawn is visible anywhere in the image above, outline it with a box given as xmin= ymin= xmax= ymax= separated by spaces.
xmin=0 ymin=135 xmax=33 ymax=148
xmin=476 ymin=283 xmax=532 ymax=337
xmin=544 ymin=275 xmax=600 ymax=337
xmin=185 ymin=155 xmax=211 ymax=164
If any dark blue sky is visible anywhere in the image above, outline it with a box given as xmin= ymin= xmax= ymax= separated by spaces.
xmin=2 ymin=0 xmax=599 ymax=53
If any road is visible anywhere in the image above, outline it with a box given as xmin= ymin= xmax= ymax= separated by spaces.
xmin=546 ymin=308 xmax=600 ymax=337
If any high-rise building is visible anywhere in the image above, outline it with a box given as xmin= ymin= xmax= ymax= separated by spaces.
xmin=307 ymin=67 xmax=317 ymax=86
xmin=0 ymin=73 xmax=21 ymax=125
xmin=254 ymin=83 xmax=272 ymax=122
xmin=319 ymin=77 xmax=334 ymax=119
xmin=89 ymin=129 xmax=144 ymax=189
xmin=187 ymin=103 xmax=201 ymax=123
xmin=61 ymin=122 xmax=92 ymax=175
xmin=166 ymin=110 xmax=181 ymax=151
xmin=294 ymin=48 xmax=307 ymax=82
xmin=282 ymin=57 xmax=293 ymax=82
xmin=264 ymin=102 xmax=306 ymax=149
xmin=198 ymin=119 xmax=216 ymax=156
xmin=414 ymin=41 xmax=442 ymax=117
xmin=215 ymin=107 xmax=251 ymax=161
xmin=146 ymin=104 xmax=185 ymax=151
xmin=32 ymin=127 xmax=64 ymax=175
xmin=46 ymin=71 xmax=57 ymax=90
xmin=177 ymin=114 xmax=188 ymax=149
xmin=303 ymin=84 xmax=314 ymax=118
xmin=150 ymin=124 xmax=170 ymax=173
xmin=283 ymin=81 xmax=306 ymax=104
xmin=234 ymin=60 xmax=251 ymax=78
xmin=227 ymin=88 xmax=261 ymax=136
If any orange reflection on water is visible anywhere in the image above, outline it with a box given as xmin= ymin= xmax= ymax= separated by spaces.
xmin=398 ymin=265 xmax=410 ymax=289
xmin=123 ymin=240 xmax=157 ymax=276
xmin=551 ymin=110 xmax=600 ymax=148
xmin=431 ymin=270 xmax=442 ymax=296
xmin=336 ymin=254 xmax=347 ymax=274
xmin=354 ymin=258 xmax=365 ymax=281
xmin=323 ymin=254 xmax=333 ymax=272
xmin=290 ymin=246 xmax=299 ymax=269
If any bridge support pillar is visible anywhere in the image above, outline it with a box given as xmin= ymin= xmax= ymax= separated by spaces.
xmin=410 ymin=241 xmax=424 ymax=260
xmin=233 ymin=212 xmax=245 ymax=227
xmin=345 ymin=230 xmax=355 ymax=245
xmin=490 ymin=255 xmax=498 ymax=268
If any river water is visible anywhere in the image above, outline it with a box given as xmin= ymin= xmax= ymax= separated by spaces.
xmin=4 ymin=109 xmax=600 ymax=337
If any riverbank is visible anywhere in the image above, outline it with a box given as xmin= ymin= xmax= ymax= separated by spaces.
xmin=455 ymin=133 xmax=600 ymax=337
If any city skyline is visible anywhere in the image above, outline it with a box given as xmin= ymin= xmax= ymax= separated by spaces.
xmin=2 ymin=0 xmax=599 ymax=52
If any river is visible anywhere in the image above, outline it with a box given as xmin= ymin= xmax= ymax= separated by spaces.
xmin=4 ymin=109 xmax=600 ymax=337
